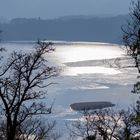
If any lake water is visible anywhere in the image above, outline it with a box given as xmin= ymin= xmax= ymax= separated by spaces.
xmin=1 ymin=41 xmax=139 ymax=139
xmin=2 ymin=41 xmax=139 ymax=110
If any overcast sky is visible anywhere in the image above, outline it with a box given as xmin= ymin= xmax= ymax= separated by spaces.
xmin=0 ymin=0 xmax=132 ymax=19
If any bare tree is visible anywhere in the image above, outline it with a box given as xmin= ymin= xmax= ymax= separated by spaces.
xmin=130 ymin=97 xmax=140 ymax=140
xmin=16 ymin=118 xmax=60 ymax=140
xmin=121 ymin=1 xmax=140 ymax=138
xmin=67 ymin=111 xmax=98 ymax=140
xmin=0 ymin=41 xmax=59 ymax=140
xmin=122 ymin=0 xmax=140 ymax=93
xmin=68 ymin=109 xmax=135 ymax=140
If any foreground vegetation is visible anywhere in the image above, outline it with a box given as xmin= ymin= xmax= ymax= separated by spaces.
xmin=0 ymin=41 xmax=60 ymax=140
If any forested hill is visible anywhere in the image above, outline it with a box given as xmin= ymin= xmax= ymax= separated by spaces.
xmin=0 ymin=15 xmax=128 ymax=43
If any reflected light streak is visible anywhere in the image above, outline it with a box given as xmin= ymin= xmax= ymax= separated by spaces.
xmin=62 ymin=66 xmax=121 ymax=76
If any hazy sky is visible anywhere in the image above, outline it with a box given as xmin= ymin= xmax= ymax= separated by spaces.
xmin=0 ymin=0 xmax=132 ymax=19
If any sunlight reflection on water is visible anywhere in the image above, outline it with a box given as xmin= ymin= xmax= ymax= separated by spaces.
xmin=62 ymin=66 xmax=121 ymax=76
xmin=48 ymin=44 xmax=124 ymax=63
xmin=47 ymin=43 xmax=124 ymax=76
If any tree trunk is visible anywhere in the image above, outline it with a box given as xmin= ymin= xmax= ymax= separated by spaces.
xmin=7 ymin=123 xmax=16 ymax=140
xmin=7 ymin=129 xmax=16 ymax=140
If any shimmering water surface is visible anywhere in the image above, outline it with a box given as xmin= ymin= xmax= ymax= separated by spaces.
xmin=2 ymin=41 xmax=139 ymax=139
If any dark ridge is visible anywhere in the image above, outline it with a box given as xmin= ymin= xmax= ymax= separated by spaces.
xmin=0 ymin=15 xmax=129 ymax=44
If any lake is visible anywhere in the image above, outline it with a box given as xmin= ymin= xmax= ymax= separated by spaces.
xmin=1 ymin=41 xmax=139 ymax=139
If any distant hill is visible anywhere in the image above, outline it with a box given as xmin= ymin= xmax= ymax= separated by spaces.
xmin=0 ymin=15 xmax=129 ymax=43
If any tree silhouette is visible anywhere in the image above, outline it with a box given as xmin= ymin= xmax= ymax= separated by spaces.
xmin=0 ymin=41 xmax=59 ymax=140
xmin=122 ymin=0 xmax=140 ymax=93
xmin=68 ymin=109 xmax=134 ymax=140
xmin=121 ymin=1 xmax=140 ymax=138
